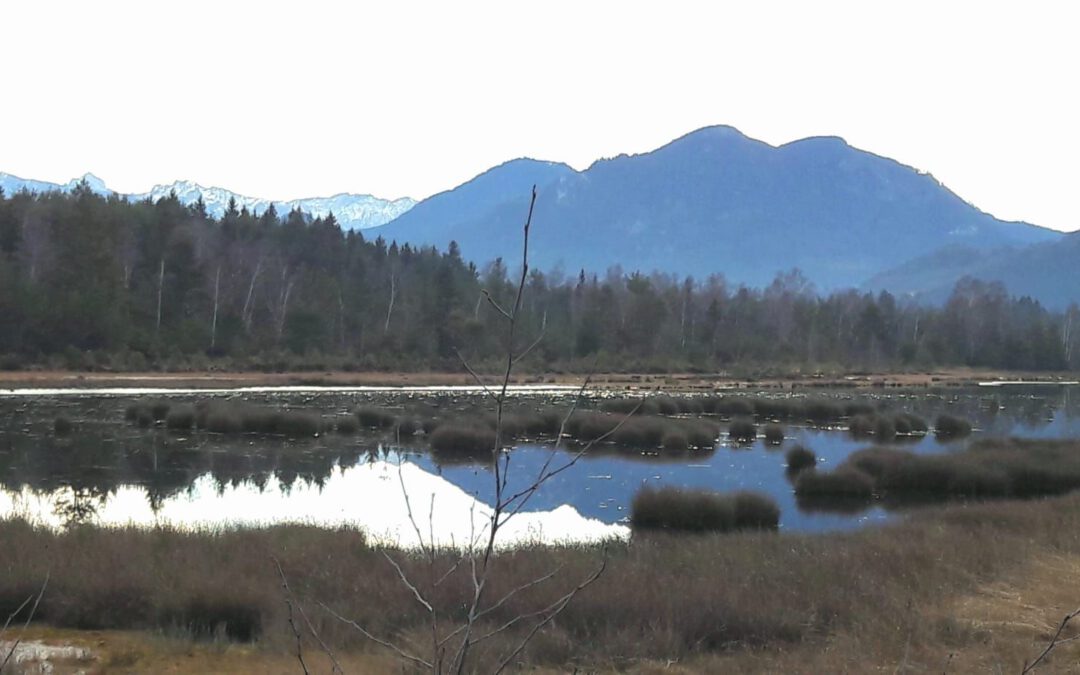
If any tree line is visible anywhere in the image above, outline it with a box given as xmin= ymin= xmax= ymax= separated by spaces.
xmin=0 ymin=182 xmax=1076 ymax=372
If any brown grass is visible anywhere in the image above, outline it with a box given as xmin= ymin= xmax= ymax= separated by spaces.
xmin=4 ymin=490 xmax=1080 ymax=671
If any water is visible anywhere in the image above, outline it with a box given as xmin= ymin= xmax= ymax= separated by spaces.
xmin=0 ymin=384 xmax=1077 ymax=545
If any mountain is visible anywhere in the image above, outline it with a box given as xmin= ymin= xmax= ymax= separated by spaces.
xmin=0 ymin=172 xmax=415 ymax=230
xmin=864 ymin=235 xmax=1080 ymax=309
xmin=370 ymin=126 xmax=1059 ymax=289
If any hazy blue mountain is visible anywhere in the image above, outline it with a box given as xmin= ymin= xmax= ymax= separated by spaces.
xmin=371 ymin=126 xmax=1059 ymax=288
xmin=0 ymin=172 xmax=415 ymax=230
xmin=865 ymin=235 xmax=1080 ymax=309
xmin=373 ymin=158 xmax=577 ymax=244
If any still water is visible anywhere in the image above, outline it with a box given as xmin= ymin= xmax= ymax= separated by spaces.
xmin=1 ymin=385 xmax=1077 ymax=545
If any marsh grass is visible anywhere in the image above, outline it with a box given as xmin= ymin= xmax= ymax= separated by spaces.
xmin=763 ymin=423 xmax=785 ymax=445
xmin=936 ymin=413 xmax=973 ymax=438
xmin=728 ymin=419 xmax=757 ymax=442
xmin=5 ymin=490 xmax=1080 ymax=668
xmin=803 ymin=439 xmax=1080 ymax=505
xmin=785 ymin=445 xmax=817 ymax=473
xmin=631 ymin=487 xmax=779 ymax=533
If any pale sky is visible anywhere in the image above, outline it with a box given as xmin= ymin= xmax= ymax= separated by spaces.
xmin=2 ymin=1 xmax=1078 ymax=230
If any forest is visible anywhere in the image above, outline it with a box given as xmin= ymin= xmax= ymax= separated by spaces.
xmin=0 ymin=181 xmax=1076 ymax=373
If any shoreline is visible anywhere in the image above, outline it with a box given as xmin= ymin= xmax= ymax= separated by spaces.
xmin=0 ymin=367 xmax=1077 ymax=392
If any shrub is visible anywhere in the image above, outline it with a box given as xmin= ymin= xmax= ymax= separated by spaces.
xmin=728 ymin=419 xmax=757 ymax=442
xmin=935 ymin=414 xmax=973 ymax=439
xmin=763 ymin=423 xmax=784 ymax=445
xmin=785 ymin=445 xmax=817 ymax=473
xmin=165 ymin=405 xmax=196 ymax=431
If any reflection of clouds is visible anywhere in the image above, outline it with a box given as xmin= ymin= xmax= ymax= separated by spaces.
xmin=0 ymin=460 xmax=628 ymax=550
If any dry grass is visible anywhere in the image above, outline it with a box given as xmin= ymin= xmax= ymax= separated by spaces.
xmin=4 ymin=489 xmax=1080 ymax=671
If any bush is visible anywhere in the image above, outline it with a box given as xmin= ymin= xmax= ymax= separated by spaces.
xmin=763 ymin=423 xmax=784 ymax=445
xmin=785 ymin=445 xmax=817 ymax=473
xmin=935 ymin=414 xmax=973 ymax=439
xmin=728 ymin=419 xmax=757 ymax=442
xmin=631 ymin=487 xmax=779 ymax=533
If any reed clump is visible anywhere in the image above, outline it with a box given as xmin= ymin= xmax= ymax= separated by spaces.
xmin=630 ymin=487 xmax=779 ymax=533
xmin=728 ymin=419 xmax=757 ymax=443
xmin=785 ymin=445 xmax=817 ymax=473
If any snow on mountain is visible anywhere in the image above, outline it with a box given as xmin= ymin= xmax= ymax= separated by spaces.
xmin=0 ymin=172 xmax=415 ymax=230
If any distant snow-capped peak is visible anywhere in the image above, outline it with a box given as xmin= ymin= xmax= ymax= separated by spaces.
xmin=0 ymin=172 xmax=415 ymax=230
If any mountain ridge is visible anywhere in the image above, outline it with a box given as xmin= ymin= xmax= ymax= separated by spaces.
xmin=0 ymin=171 xmax=416 ymax=230
xmin=370 ymin=125 xmax=1059 ymax=289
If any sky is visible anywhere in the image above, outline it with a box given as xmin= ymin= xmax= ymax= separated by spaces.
xmin=2 ymin=0 xmax=1078 ymax=231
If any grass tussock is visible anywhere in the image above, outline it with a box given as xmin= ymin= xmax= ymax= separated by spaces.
xmin=429 ymin=425 xmax=497 ymax=456
xmin=728 ymin=419 xmax=756 ymax=443
xmin=354 ymin=406 xmax=398 ymax=429
xmin=763 ymin=423 xmax=785 ymax=445
xmin=562 ymin=412 xmax=716 ymax=450
xmin=630 ymin=487 xmax=779 ymax=533
xmin=935 ymin=413 xmax=973 ymax=439
xmin=53 ymin=416 xmax=73 ymax=435
xmin=785 ymin=445 xmax=817 ymax=473
xmin=802 ymin=438 xmax=1080 ymax=505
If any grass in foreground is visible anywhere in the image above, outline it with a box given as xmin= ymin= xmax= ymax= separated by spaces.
xmin=5 ymin=483 xmax=1080 ymax=671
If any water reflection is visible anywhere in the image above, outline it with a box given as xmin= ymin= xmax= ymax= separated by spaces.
xmin=0 ymin=385 xmax=1077 ymax=539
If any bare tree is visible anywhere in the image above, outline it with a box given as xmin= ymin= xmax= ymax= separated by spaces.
xmin=282 ymin=186 xmax=631 ymax=673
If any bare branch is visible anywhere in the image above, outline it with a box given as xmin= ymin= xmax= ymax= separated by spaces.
xmin=453 ymin=348 xmax=499 ymax=404
xmin=491 ymin=555 xmax=608 ymax=674
xmin=1023 ymin=606 xmax=1080 ymax=674
xmin=319 ymin=601 xmax=433 ymax=670
xmin=481 ymin=289 xmax=512 ymax=320
xmin=511 ymin=328 xmax=546 ymax=365
xmin=383 ymin=551 xmax=434 ymax=614
xmin=272 ymin=557 xmax=310 ymax=675
xmin=0 ymin=571 xmax=49 ymax=674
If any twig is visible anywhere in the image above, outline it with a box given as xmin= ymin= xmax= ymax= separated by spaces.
xmin=319 ymin=601 xmax=433 ymax=670
xmin=491 ymin=554 xmax=608 ymax=674
xmin=1022 ymin=606 xmax=1080 ymax=673
xmin=272 ymin=557 xmax=310 ymax=675
xmin=0 ymin=571 xmax=49 ymax=674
